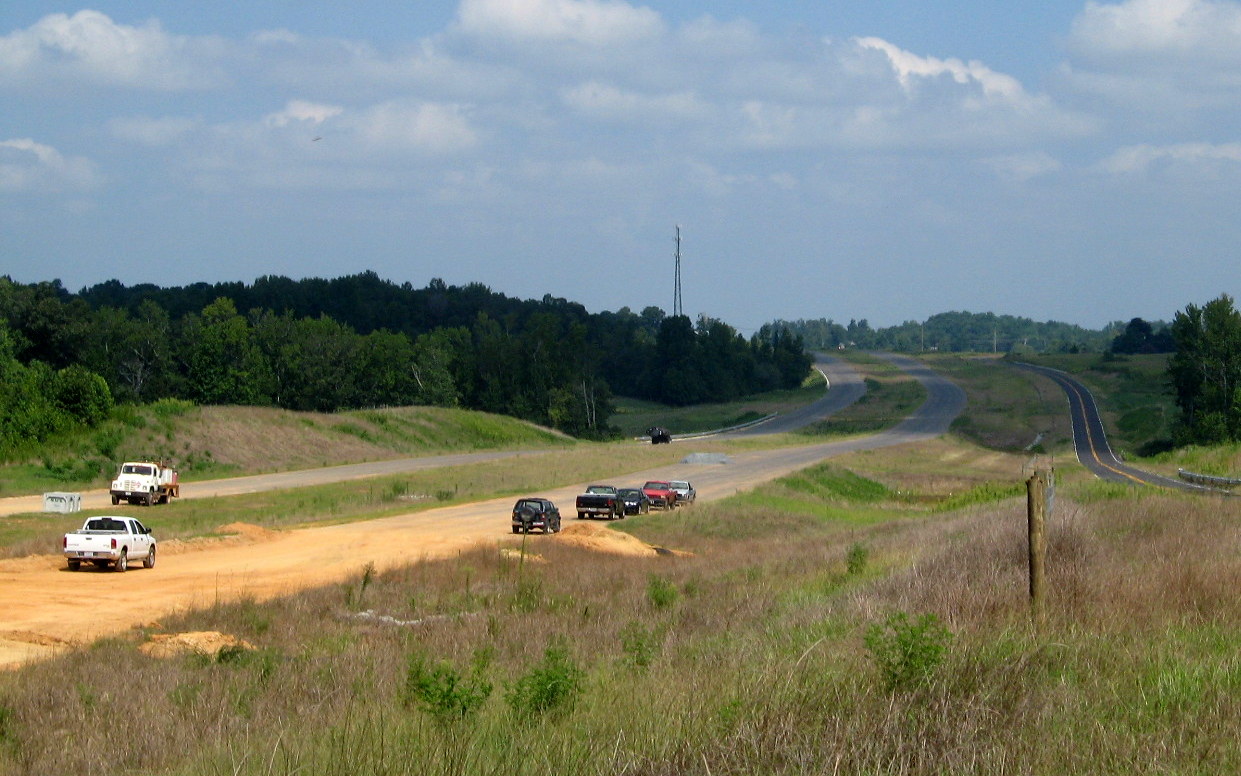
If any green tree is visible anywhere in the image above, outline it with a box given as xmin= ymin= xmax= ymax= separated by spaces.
xmin=1168 ymin=294 xmax=1241 ymax=444
xmin=182 ymin=298 xmax=269 ymax=406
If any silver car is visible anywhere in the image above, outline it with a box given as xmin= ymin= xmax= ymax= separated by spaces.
xmin=668 ymin=480 xmax=695 ymax=505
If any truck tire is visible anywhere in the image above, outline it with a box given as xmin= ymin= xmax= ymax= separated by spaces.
xmin=111 ymin=495 xmax=119 ymax=505
xmin=115 ymin=550 xmax=128 ymax=572
xmin=144 ymin=547 xmax=156 ymax=569
xmin=144 ymin=492 xmax=154 ymax=507
xmin=67 ymin=559 xmax=80 ymax=571
xmin=577 ymin=512 xmax=585 ymax=519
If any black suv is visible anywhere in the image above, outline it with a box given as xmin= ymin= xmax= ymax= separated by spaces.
xmin=511 ymin=498 xmax=562 ymax=534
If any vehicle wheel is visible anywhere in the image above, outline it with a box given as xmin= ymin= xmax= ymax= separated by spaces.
xmin=110 ymin=495 xmax=119 ymax=505
xmin=114 ymin=550 xmax=127 ymax=572
xmin=578 ymin=512 xmax=586 ymax=519
xmin=144 ymin=547 xmax=156 ymax=569
xmin=512 ymin=526 xmax=521 ymax=534
xmin=67 ymin=559 xmax=80 ymax=571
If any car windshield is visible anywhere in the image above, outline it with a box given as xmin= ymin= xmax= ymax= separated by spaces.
xmin=87 ymin=518 xmax=126 ymax=532
xmin=586 ymin=486 xmax=612 ymax=494
xmin=671 ymin=481 xmax=688 ymax=488
xmin=123 ymin=464 xmax=153 ymax=476
xmin=643 ymin=482 xmax=668 ymax=489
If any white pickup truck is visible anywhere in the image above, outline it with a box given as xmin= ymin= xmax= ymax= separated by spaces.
xmin=62 ymin=516 xmax=156 ymax=572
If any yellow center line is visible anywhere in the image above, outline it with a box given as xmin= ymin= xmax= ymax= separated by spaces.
xmin=1059 ymin=376 xmax=1148 ymax=486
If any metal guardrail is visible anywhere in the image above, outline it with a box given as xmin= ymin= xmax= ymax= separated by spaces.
xmin=633 ymin=412 xmax=779 ymax=443
xmin=1177 ymin=468 xmax=1241 ymax=488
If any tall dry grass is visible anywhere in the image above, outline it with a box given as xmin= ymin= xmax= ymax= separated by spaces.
xmin=0 ymin=474 xmax=1237 ymax=775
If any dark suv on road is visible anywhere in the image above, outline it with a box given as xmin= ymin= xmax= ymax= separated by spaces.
xmin=511 ymin=498 xmax=562 ymax=534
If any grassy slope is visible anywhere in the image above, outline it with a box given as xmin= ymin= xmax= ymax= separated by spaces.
xmin=1 ymin=402 xmax=574 ymax=498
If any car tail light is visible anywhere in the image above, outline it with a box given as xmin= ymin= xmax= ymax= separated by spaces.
xmin=62 ymin=536 xmax=67 ymax=549
xmin=111 ymin=538 xmax=117 ymax=550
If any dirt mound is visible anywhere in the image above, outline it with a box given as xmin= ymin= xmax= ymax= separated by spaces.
xmin=555 ymin=522 xmax=686 ymax=557
xmin=217 ymin=522 xmax=278 ymax=540
xmin=140 ymin=631 xmax=253 ymax=660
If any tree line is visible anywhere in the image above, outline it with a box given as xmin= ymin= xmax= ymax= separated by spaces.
xmin=0 ymin=273 xmax=811 ymax=453
xmin=776 ymin=311 xmax=1119 ymax=354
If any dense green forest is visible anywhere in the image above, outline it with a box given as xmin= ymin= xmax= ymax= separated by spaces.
xmin=0 ymin=273 xmax=811 ymax=453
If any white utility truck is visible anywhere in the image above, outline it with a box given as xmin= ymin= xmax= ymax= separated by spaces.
xmin=63 ymin=515 xmax=156 ymax=572
xmin=110 ymin=461 xmax=179 ymax=506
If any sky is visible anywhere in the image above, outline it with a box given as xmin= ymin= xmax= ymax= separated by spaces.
xmin=3 ymin=1 xmax=1241 ymax=332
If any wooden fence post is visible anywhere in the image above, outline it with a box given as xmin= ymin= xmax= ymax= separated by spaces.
xmin=1026 ymin=468 xmax=1051 ymax=628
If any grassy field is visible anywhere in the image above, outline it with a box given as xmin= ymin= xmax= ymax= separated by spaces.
xmin=1 ymin=445 xmax=1235 ymax=775
xmin=923 ymin=354 xmax=1071 ymax=454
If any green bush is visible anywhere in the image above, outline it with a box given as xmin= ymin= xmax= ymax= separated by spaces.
xmin=504 ymin=640 xmax=584 ymax=716
xmin=403 ymin=654 xmax=493 ymax=724
xmin=863 ymin=611 xmax=953 ymax=691
xmin=619 ymin=621 xmax=664 ymax=670
xmin=846 ymin=542 xmax=870 ymax=576
xmin=647 ymin=574 xmax=679 ymax=609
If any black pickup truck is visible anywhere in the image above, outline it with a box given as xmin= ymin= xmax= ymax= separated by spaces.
xmin=575 ymin=484 xmax=624 ymax=520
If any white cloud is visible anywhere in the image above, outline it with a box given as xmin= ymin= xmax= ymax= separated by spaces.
xmin=1098 ymin=141 xmax=1241 ymax=173
xmin=855 ymin=36 xmax=1025 ymax=104
xmin=560 ymin=81 xmax=707 ymax=122
xmin=351 ymin=101 xmax=478 ymax=154
xmin=1069 ymin=0 xmax=1241 ymax=59
xmin=455 ymin=0 xmax=664 ymax=45
xmin=1063 ymin=1 xmax=1241 ymax=115
xmin=265 ymin=99 xmax=344 ymax=128
xmin=0 ymin=138 xmax=99 ymax=192
xmin=0 ymin=10 xmax=222 ymax=90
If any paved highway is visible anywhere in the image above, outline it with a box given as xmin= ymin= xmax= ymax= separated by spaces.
xmin=1014 ymin=362 xmax=1199 ymax=491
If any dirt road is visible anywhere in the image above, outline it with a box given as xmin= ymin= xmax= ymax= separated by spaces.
xmin=0 ymin=357 xmax=963 ymax=669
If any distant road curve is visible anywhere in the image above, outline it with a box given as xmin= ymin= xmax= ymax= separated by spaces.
xmin=722 ymin=354 xmax=867 ymax=437
xmin=1013 ymin=362 xmax=1198 ymax=491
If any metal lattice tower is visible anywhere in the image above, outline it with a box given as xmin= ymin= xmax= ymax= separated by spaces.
xmin=673 ymin=225 xmax=683 ymax=317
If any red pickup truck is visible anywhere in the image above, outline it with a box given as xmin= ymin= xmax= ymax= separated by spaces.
xmin=642 ymin=480 xmax=678 ymax=510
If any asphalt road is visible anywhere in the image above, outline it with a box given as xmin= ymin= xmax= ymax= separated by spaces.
xmin=1013 ymin=362 xmax=1197 ymax=491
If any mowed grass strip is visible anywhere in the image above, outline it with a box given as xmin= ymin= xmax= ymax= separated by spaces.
xmin=797 ymin=352 xmax=927 ymax=437
xmin=611 ymin=369 xmax=828 ymax=438
xmin=5 ymin=455 xmax=1234 ymax=775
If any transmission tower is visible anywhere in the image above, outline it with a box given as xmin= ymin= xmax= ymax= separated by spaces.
xmin=673 ymin=225 xmax=683 ymax=317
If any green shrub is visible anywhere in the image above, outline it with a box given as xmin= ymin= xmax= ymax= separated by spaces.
xmin=846 ymin=542 xmax=870 ymax=576
xmin=403 ymin=654 xmax=493 ymax=724
xmin=619 ymin=621 xmax=664 ymax=670
xmin=504 ymin=640 xmax=584 ymax=716
xmin=647 ymin=574 xmax=679 ymax=609
xmin=863 ymin=611 xmax=953 ymax=691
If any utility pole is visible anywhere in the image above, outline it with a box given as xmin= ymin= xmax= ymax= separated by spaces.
xmin=673 ymin=225 xmax=683 ymax=318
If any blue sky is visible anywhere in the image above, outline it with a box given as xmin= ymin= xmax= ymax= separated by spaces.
xmin=3 ymin=1 xmax=1241 ymax=331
